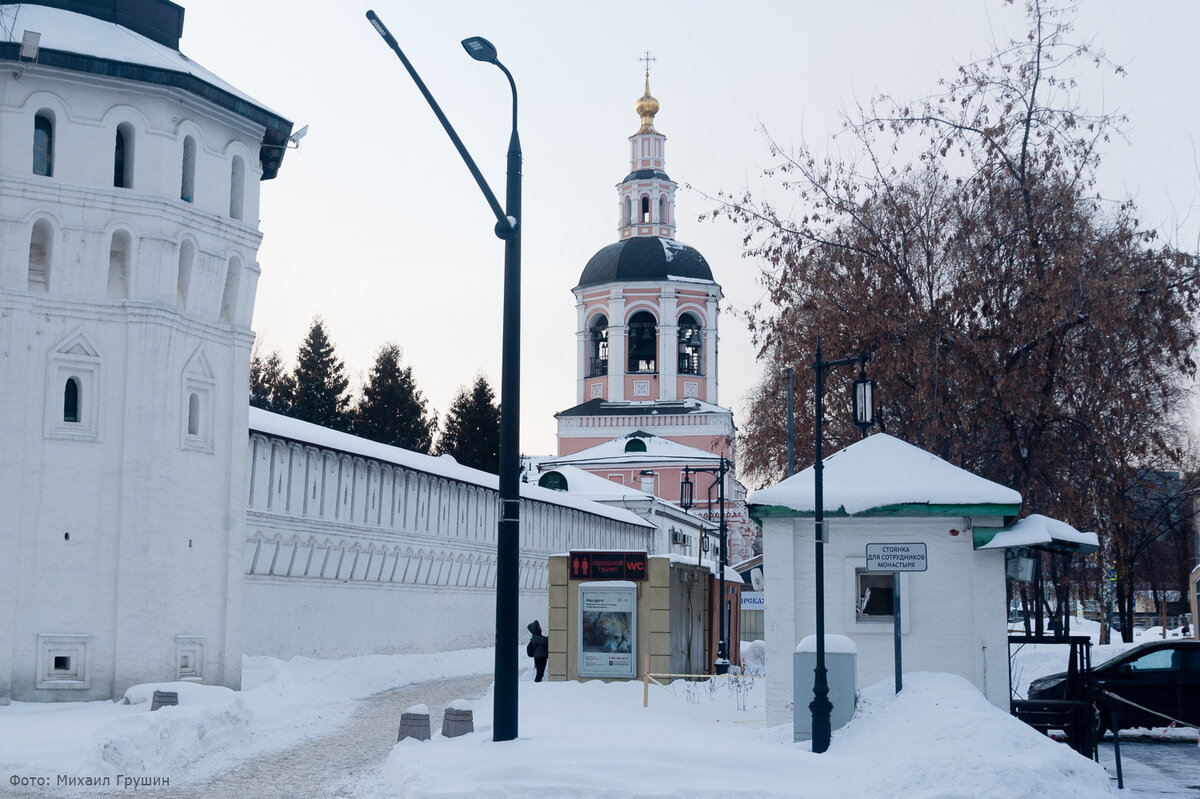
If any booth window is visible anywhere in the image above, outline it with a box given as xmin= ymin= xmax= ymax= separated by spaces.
xmin=856 ymin=570 xmax=894 ymax=621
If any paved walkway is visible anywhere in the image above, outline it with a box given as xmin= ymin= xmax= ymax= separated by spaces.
xmin=170 ymin=673 xmax=494 ymax=799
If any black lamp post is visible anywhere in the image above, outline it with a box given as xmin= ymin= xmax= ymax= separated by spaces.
xmin=366 ymin=11 xmax=522 ymax=743
xmin=811 ymin=339 xmax=874 ymax=754
xmin=679 ymin=459 xmax=732 ymax=674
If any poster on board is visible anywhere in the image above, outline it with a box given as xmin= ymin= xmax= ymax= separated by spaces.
xmin=578 ymin=583 xmax=636 ymax=679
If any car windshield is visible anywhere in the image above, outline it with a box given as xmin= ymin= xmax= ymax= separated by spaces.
xmin=1094 ymin=644 xmax=1186 ymax=673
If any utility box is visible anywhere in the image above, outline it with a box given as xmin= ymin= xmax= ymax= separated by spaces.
xmin=793 ymin=634 xmax=857 ymax=743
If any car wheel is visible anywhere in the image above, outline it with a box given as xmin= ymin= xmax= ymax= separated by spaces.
xmin=1093 ymin=702 xmax=1110 ymax=739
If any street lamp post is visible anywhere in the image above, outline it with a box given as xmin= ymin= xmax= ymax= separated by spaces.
xmin=366 ymin=11 xmax=523 ymax=743
xmin=679 ymin=459 xmax=732 ymax=674
xmin=811 ymin=339 xmax=874 ymax=754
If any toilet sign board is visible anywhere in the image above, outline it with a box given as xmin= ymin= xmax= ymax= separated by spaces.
xmin=865 ymin=543 xmax=927 ymax=572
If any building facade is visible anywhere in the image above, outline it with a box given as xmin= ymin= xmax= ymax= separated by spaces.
xmin=551 ymin=72 xmax=757 ymax=562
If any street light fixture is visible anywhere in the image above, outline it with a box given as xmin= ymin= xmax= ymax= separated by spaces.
xmin=366 ymin=11 xmax=522 ymax=743
xmin=679 ymin=459 xmax=733 ymax=674
xmin=811 ymin=339 xmax=874 ymax=754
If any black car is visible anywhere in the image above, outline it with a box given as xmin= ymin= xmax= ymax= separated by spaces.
xmin=1028 ymin=640 xmax=1200 ymax=734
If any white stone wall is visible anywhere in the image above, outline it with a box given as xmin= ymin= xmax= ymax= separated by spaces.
xmin=242 ymin=433 xmax=655 ymax=658
xmin=0 ymin=59 xmax=267 ymax=702
xmin=764 ymin=516 xmax=1010 ymax=727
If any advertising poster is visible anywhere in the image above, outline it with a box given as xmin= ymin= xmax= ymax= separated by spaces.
xmin=578 ymin=585 xmax=636 ymax=678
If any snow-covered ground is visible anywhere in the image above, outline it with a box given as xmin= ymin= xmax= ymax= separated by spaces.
xmin=0 ymin=627 xmax=1192 ymax=797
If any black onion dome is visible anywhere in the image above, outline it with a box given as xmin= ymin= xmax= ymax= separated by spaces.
xmin=576 ymin=237 xmax=713 ymax=289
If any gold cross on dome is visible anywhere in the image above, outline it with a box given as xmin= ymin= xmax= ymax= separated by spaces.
xmin=640 ymin=50 xmax=656 ymax=74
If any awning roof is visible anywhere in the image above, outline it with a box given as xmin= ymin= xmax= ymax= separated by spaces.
xmin=975 ymin=513 xmax=1099 ymax=554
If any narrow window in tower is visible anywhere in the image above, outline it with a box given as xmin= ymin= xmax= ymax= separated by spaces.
xmin=623 ymin=198 xmax=631 ymax=227
xmin=114 ymin=123 xmax=134 ymax=188
xmin=107 ymin=231 xmax=130 ymax=298
xmin=33 ymin=111 xmax=54 ymax=177
xmin=627 ymin=310 xmax=657 ymax=373
xmin=181 ymin=136 xmax=196 ymax=202
xmin=177 ymin=239 xmax=194 ymax=309
xmin=229 ymin=155 xmax=245 ymax=220
xmin=588 ymin=315 xmax=608 ymax=377
xmin=220 ymin=258 xmax=240 ymax=323
xmin=187 ymin=392 xmax=200 ymax=436
xmin=63 ymin=377 xmax=80 ymax=423
xmin=640 ymin=196 xmax=650 ymax=223
xmin=659 ymin=196 xmax=668 ymax=226
xmin=28 ymin=220 xmax=51 ymax=291
xmin=678 ymin=312 xmax=703 ymax=375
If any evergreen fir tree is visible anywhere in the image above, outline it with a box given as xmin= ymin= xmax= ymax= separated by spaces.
xmin=290 ymin=317 xmax=351 ymax=431
xmin=352 ymin=343 xmax=437 ymax=452
xmin=437 ymin=375 xmax=501 ymax=473
xmin=249 ymin=347 xmax=294 ymax=414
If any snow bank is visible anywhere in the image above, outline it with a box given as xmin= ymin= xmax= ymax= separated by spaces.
xmin=0 ymin=647 xmax=495 ymax=784
xmin=375 ymin=672 xmax=1115 ymax=798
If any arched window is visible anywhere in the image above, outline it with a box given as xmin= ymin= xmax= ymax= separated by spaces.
xmin=28 ymin=220 xmax=51 ymax=291
xmin=187 ymin=392 xmax=200 ymax=436
xmin=180 ymin=136 xmax=196 ymax=202
xmin=624 ymin=438 xmax=647 ymax=453
xmin=63 ymin=377 xmax=80 ymax=423
xmin=623 ymin=198 xmax=631 ymax=226
xmin=33 ymin=111 xmax=54 ymax=177
xmin=107 ymin=231 xmax=130 ymax=298
xmin=229 ymin=155 xmax=245 ymax=219
xmin=114 ymin=123 xmax=134 ymax=188
xmin=627 ymin=310 xmax=657 ymax=373
xmin=588 ymin=314 xmax=608 ymax=377
xmin=538 ymin=472 xmax=568 ymax=492
xmin=640 ymin=195 xmax=650 ymax=223
xmin=659 ymin=196 xmax=668 ymax=225
xmin=678 ymin=312 xmax=703 ymax=375
xmin=220 ymin=258 xmax=240 ymax=323
xmin=177 ymin=239 xmax=194 ymax=309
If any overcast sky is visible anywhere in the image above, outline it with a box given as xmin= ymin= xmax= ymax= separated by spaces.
xmin=177 ymin=1 xmax=1199 ymax=455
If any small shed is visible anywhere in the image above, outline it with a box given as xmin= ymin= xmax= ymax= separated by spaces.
xmin=748 ymin=434 xmax=1022 ymax=727
xmin=546 ymin=551 xmax=743 ymax=681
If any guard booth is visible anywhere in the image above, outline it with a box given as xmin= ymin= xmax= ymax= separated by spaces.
xmin=546 ymin=551 xmax=742 ymax=681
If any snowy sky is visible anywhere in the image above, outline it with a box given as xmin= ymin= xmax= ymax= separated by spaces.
xmin=176 ymin=1 xmax=1200 ymax=455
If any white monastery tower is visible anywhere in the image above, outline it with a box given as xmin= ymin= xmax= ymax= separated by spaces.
xmin=0 ymin=0 xmax=292 ymax=702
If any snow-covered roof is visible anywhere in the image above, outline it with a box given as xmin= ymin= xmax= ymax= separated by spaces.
xmin=248 ymin=408 xmax=653 ymax=529
xmin=976 ymin=514 xmax=1099 ymax=554
xmin=543 ymin=431 xmax=721 ymax=468
xmin=537 ymin=465 xmax=653 ymax=501
xmin=747 ymin=433 xmax=1021 ymax=515
xmin=0 ymin=4 xmax=274 ymax=113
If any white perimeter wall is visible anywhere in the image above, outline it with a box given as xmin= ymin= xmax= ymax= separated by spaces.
xmin=242 ymin=432 xmax=650 ymax=659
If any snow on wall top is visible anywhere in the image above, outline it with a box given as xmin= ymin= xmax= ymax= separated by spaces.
xmin=747 ymin=433 xmax=1021 ymax=515
xmin=0 ymin=4 xmax=274 ymax=113
xmin=248 ymin=408 xmax=653 ymax=529
xmin=976 ymin=513 xmax=1099 ymax=553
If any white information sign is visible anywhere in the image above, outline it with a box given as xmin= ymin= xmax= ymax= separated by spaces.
xmin=865 ymin=543 xmax=928 ymax=572
xmin=740 ymin=591 xmax=765 ymax=611
xmin=578 ymin=585 xmax=637 ymax=678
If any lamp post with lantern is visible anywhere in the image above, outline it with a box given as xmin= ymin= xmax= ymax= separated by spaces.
xmin=810 ymin=339 xmax=875 ymax=753
xmin=679 ymin=457 xmax=733 ymax=674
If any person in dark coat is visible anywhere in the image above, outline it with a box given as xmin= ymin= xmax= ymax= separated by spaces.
xmin=526 ymin=620 xmax=549 ymax=682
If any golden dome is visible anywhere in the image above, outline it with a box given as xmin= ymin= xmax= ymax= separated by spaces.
xmin=636 ymin=73 xmax=659 ymax=133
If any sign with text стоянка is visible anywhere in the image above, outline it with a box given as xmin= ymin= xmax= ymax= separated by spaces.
xmin=865 ymin=543 xmax=927 ymax=572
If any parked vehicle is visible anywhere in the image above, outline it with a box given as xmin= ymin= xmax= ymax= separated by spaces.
xmin=1028 ymin=640 xmax=1200 ymax=734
